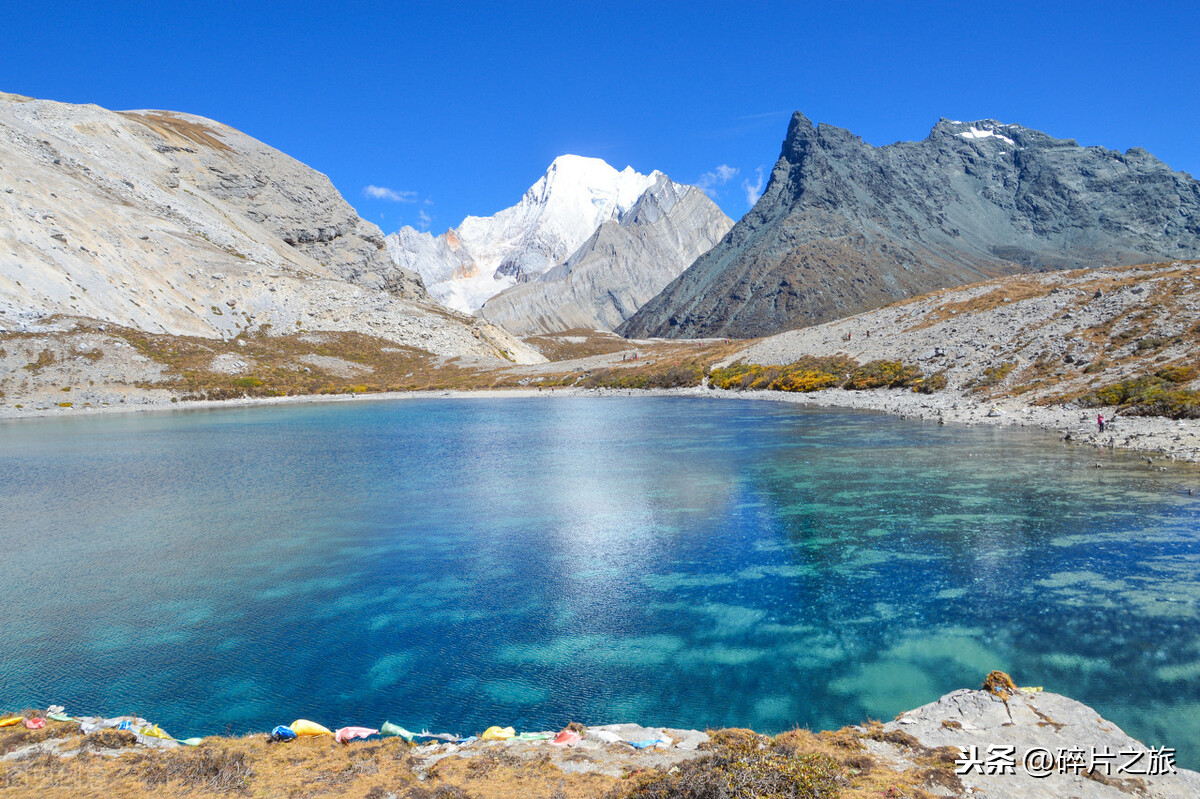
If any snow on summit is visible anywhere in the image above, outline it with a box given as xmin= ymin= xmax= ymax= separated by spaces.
xmin=947 ymin=119 xmax=1018 ymax=146
xmin=958 ymin=126 xmax=1016 ymax=145
xmin=387 ymin=155 xmax=658 ymax=314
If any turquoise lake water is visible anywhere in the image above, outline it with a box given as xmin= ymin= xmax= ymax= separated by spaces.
xmin=0 ymin=396 xmax=1198 ymax=765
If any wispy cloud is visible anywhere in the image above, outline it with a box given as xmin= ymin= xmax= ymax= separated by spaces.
xmin=736 ymin=110 xmax=790 ymax=121
xmin=417 ymin=209 xmax=432 ymax=230
xmin=363 ymin=185 xmax=417 ymax=203
xmin=696 ymin=164 xmax=739 ymax=198
xmin=742 ymin=167 xmax=765 ymax=208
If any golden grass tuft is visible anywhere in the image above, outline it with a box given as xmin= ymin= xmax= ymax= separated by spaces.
xmin=983 ymin=670 xmax=1017 ymax=696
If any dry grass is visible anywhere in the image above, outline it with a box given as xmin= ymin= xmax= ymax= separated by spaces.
xmin=513 ymin=339 xmax=748 ymax=391
xmin=1 ymin=319 xmax=756 ymax=402
xmin=613 ymin=725 xmax=963 ymax=799
xmin=124 ymin=746 xmax=253 ymax=793
xmin=1 ymin=718 xmax=77 ymax=757
xmin=908 ymin=278 xmax=1051 ymax=331
xmin=111 ymin=326 xmax=471 ymax=398
xmin=0 ymin=729 xmax=616 ymax=799
xmin=22 ymin=348 xmax=56 ymax=373
xmin=122 ymin=112 xmax=233 ymax=152
xmin=522 ymin=329 xmax=637 ymax=361
xmin=0 ymin=717 xmax=976 ymax=799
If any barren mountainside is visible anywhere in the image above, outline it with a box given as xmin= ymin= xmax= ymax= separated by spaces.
xmin=620 ymin=113 xmax=1200 ymax=339
xmin=0 ymin=91 xmax=539 ymax=363
xmin=733 ymin=259 xmax=1200 ymax=415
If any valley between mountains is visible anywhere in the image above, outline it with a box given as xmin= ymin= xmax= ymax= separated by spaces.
xmin=4 ymin=91 xmax=1200 ymax=462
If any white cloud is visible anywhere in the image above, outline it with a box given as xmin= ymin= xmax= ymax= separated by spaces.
xmin=742 ymin=167 xmax=765 ymax=208
xmin=417 ymin=209 xmax=432 ymax=230
xmin=363 ymin=185 xmax=417 ymax=203
xmin=696 ymin=164 xmax=739 ymax=198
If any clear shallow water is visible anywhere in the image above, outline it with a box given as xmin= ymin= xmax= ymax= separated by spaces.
xmin=1 ymin=397 xmax=1198 ymax=766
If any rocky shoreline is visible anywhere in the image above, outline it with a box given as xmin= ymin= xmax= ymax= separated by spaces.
xmin=713 ymin=385 xmax=1200 ymax=463
xmin=3 ymin=383 xmax=1198 ymax=465
xmin=3 ymin=686 xmax=1196 ymax=798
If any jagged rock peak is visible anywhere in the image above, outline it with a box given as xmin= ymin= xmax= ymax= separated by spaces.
xmin=619 ymin=111 xmax=1200 ymax=340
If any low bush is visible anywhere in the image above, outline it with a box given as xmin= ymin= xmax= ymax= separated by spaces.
xmin=615 ymin=729 xmax=840 ymax=799
xmin=966 ymin=362 xmax=1016 ymax=391
xmin=1080 ymin=366 xmax=1200 ymax=418
xmin=1135 ymin=336 xmax=1166 ymax=352
xmin=710 ymin=356 xmax=929 ymax=394
xmin=916 ymin=371 xmax=948 ymax=394
xmin=843 ymin=360 xmax=922 ymax=390
xmin=82 ymin=730 xmax=138 ymax=750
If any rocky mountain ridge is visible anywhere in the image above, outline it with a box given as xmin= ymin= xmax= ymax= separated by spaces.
xmin=478 ymin=173 xmax=732 ymax=335
xmin=620 ymin=113 xmax=1200 ymax=339
xmin=0 ymin=91 xmax=540 ymax=364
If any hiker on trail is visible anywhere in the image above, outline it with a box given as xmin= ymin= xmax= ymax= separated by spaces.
xmin=1098 ymin=413 xmax=1105 ymax=433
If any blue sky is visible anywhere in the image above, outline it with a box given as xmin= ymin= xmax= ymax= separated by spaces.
xmin=4 ymin=1 xmax=1197 ymax=234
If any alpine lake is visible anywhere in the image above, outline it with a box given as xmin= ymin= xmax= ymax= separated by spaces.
xmin=1 ymin=396 xmax=1198 ymax=767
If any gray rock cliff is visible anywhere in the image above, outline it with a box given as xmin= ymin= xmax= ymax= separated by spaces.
xmin=619 ymin=114 xmax=1200 ymax=339
xmin=885 ymin=689 xmax=1200 ymax=799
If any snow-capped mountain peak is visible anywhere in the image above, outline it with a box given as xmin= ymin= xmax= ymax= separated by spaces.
xmin=387 ymin=155 xmax=660 ymax=313
xmin=533 ymin=154 xmax=660 ymax=209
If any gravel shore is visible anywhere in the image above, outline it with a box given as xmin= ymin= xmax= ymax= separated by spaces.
xmin=706 ymin=386 xmax=1200 ymax=463
xmin=3 ymin=383 xmax=1198 ymax=464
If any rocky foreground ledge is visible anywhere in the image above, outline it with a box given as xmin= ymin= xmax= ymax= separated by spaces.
xmin=2 ymin=683 xmax=1196 ymax=798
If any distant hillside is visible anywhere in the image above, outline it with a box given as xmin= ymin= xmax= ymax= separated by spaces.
xmin=621 ymin=114 xmax=1200 ymax=339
